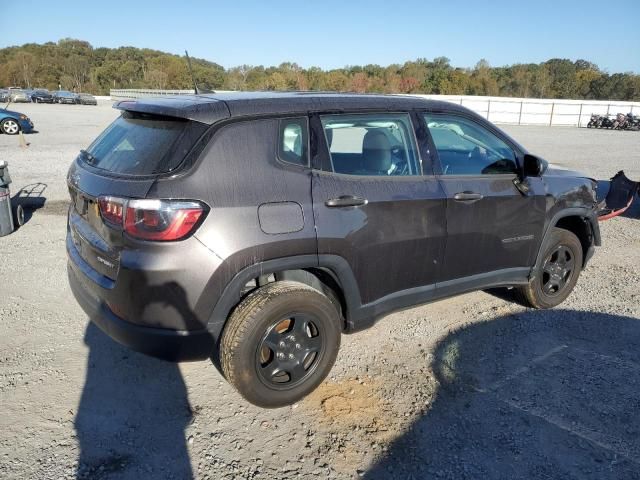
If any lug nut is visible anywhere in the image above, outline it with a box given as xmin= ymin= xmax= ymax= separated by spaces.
xmin=277 ymin=352 xmax=285 ymax=360
xmin=295 ymin=343 xmax=301 ymax=350
xmin=279 ymin=341 xmax=286 ymax=348
xmin=288 ymin=353 xmax=295 ymax=360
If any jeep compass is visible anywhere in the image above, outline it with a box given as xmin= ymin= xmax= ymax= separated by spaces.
xmin=67 ymin=92 xmax=600 ymax=407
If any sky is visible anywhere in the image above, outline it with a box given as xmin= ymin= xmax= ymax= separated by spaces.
xmin=1 ymin=0 xmax=639 ymax=73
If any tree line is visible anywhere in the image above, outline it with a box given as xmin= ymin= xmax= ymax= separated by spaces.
xmin=1 ymin=39 xmax=639 ymax=101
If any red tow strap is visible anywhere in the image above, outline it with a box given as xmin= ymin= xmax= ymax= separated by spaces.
xmin=598 ymin=196 xmax=634 ymax=221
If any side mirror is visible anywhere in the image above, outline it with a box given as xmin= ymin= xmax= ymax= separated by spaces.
xmin=522 ymin=154 xmax=546 ymax=177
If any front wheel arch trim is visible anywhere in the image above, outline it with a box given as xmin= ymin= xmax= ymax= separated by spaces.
xmin=533 ymin=208 xmax=600 ymax=275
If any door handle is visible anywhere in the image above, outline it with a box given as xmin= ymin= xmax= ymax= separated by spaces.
xmin=325 ymin=195 xmax=368 ymax=208
xmin=453 ymin=191 xmax=483 ymax=202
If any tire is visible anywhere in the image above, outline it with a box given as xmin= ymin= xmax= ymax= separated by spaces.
xmin=220 ymin=280 xmax=341 ymax=408
xmin=1 ymin=118 xmax=20 ymax=135
xmin=515 ymin=228 xmax=583 ymax=309
xmin=13 ymin=204 xmax=25 ymax=228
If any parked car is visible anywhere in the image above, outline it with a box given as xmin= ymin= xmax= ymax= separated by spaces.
xmin=52 ymin=90 xmax=78 ymax=104
xmin=31 ymin=89 xmax=54 ymax=103
xmin=66 ymin=92 xmax=601 ymax=408
xmin=9 ymin=89 xmax=31 ymax=103
xmin=0 ymin=108 xmax=34 ymax=134
xmin=76 ymin=93 xmax=97 ymax=105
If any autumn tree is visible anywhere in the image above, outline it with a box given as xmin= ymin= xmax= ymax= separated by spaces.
xmin=0 ymin=40 xmax=638 ymax=100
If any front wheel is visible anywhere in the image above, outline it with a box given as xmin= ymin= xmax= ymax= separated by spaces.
xmin=220 ymin=281 xmax=341 ymax=408
xmin=516 ymin=228 xmax=583 ymax=309
xmin=1 ymin=119 xmax=20 ymax=135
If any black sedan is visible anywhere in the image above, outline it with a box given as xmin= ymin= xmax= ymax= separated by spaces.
xmin=52 ymin=90 xmax=78 ymax=104
xmin=31 ymin=89 xmax=54 ymax=103
xmin=76 ymin=93 xmax=97 ymax=105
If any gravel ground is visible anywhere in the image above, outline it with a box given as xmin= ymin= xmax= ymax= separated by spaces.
xmin=0 ymin=102 xmax=639 ymax=480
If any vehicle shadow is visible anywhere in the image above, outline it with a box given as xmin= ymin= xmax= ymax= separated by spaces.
xmin=364 ymin=309 xmax=640 ymax=479
xmin=11 ymin=183 xmax=47 ymax=224
xmin=74 ymin=277 xmax=211 ymax=479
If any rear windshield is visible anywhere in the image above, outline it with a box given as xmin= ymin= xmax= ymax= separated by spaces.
xmin=82 ymin=111 xmax=206 ymax=175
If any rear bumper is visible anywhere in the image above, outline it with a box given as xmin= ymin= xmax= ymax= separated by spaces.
xmin=68 ymin=261 xmax=214 ymax=362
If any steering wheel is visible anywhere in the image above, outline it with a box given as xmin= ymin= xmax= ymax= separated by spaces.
xmin=389 ymin=145 xmax=409 ymax=175
xmin=468 ymin=146 xmax=488 ymax=163
xmin=391 ymin=160 xmax=409 ymax=176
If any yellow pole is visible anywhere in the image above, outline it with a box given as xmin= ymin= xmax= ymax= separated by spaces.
xmin=18 ymin=132 xmax=29 ymax=148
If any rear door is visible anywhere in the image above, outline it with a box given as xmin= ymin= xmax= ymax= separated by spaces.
xmin=422 ymin=112 xmax=546 ymax=282
xmin=310 ymin=111 xmax=446 ymax=306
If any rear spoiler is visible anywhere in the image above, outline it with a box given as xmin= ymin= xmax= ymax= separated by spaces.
xmin=113 ymin=96 xmax=230 ymax=125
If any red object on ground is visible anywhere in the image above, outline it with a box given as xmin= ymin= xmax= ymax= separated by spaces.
xmin=598 ymin=196 xmax=634 ymax=221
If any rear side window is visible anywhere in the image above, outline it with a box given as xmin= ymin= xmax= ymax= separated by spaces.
xmin=278 ymin=117 xmax=309 ymax=167
xmin=82 ymin=111 xmax=206 ymax=175
xmin=424 ymin=113 xmax=517 ymax=175
xmin=320 ymin=113 xmax=420 ymax=176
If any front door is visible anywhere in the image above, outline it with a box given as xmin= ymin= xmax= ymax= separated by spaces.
xmin=423 ymin=112 xmax=546 ymax=283
xmin=310 ymin=112 xmax=447 ymax=306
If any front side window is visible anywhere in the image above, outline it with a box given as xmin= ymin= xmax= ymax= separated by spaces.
xmin=424 ymin=114 xmax=517 ymax=175
xmin=320 ymin=113 xmax=420 ymax=176
xmin=278 ymin=117 xmax=308 ymax=167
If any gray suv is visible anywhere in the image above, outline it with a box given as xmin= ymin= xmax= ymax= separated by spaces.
xmin=67 ymin=92 xmax=600 ymax=407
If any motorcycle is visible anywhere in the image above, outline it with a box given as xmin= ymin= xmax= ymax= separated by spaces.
xmin=624 ymin=113 xmax=640 ymax=131
xmin=612 ymin=113 xmax=628 ymax=130
xmin=600 ymin=115 xmax=614 ymax=129
xmin=587 ymin=113 xmax=600 ymax=128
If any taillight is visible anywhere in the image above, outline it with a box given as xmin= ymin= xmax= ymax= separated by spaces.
xmin=98 ymin=196 xmax=125 ymax=225
xmin=98 ymin=196 xmax=206 ymax=241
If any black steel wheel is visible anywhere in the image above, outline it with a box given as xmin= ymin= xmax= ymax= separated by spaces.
xmin=516 ymin=228 xmax=583 ymax=309
xmin=256 ymin=314 xmax=324 ymax=389
xmin=540 ymin=244 xmax=575 ymax=296
xmin=220 ymin=281 xmax=341 ymax=408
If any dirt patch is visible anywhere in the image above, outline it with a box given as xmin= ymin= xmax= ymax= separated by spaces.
xmin=306 ymin=377 xmax=391 ymax=431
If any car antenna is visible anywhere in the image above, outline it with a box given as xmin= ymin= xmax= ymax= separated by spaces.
xmin=185 ymin=50 xmax=215 ymax=95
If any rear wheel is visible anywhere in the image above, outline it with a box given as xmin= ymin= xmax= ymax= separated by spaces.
xmin=220 ymin=281 xmax=341 ymax=408
xmin=516 ymin=228 xmax=583 ymax=309
xmin=1 ymin=119 xmax=20 ymax=135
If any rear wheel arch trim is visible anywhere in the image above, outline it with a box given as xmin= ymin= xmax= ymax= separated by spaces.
xmin=206 ymin=254 xmax=362 ymax=339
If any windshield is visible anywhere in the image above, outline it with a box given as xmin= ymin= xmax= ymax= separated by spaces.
xmin=82 ymin=111 xmax=206 ymax=175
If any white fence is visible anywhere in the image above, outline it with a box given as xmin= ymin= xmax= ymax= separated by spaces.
xmin=110 ymin=89 xmax=198 ymax=99
xmin=110 ymin=89 xmax=640 ymax=127
xmin=415 ymin=95 xmax=640 ymax=127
